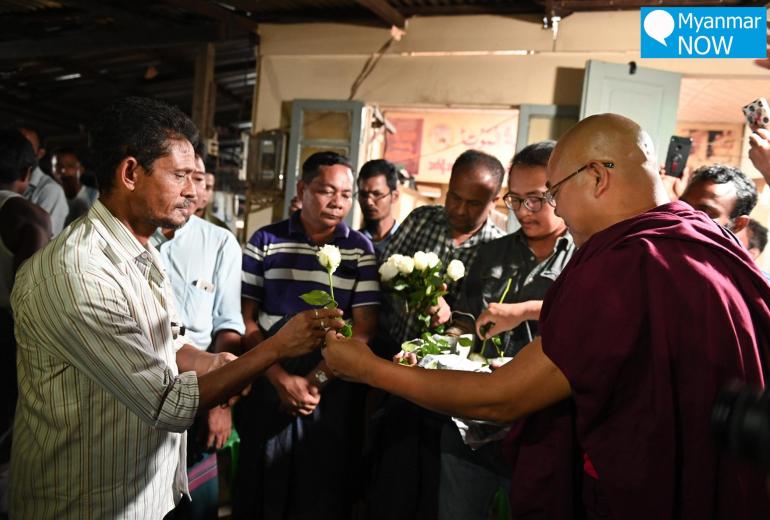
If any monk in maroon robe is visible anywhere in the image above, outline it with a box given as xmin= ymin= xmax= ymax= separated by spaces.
xmin=323 ymin=113 xmax=770 ymax=519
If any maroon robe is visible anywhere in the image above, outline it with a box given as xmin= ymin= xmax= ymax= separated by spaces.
xmin=539 ymin=201 xmax=770 ymax=519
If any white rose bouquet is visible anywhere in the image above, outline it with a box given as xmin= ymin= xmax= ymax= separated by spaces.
xmin=379 ymin=251 xmax=465 ymax=336
xmin=299 ymin=244 xmax=353 ymax=337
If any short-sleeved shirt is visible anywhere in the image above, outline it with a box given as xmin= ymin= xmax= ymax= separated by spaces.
xmin=151 ymin=215 xmax=245 ymax=350
xmin=380 ymin=205 xmax=504 ymax=350
xmin=452 ymin=230 xmax=575 ymax=357
xmin=242 ymin=211 xmax=379 ymax=332
xmin=24 ymin=166 xmax=68 ymax=236
xmin=65 ymin=185 xmax=99 ymax=226
xmin=10 ymin=200 xmax=199 ymax=519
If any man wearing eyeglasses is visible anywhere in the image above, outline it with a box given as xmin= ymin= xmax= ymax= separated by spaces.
xmin=366 ymin=150 xmax=504 ymax=520
xmin=324 ymin=114 xmax=770 ymax=520
xmin=357 ymin=159 xmax=400 ymax=261
xmin=437 ymin=140 xmax=575 ymax=520
xmin=238 ymin=151 xmax=380 ymax=520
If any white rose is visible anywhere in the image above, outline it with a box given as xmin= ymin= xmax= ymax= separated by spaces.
xmin=425 ymin=252 xmax=440 ymax=269
xmin=395 ymin=256 xmax=414 ymax=274
xmin=317 ymin=244 xmax=342 ymax=273
xmin=379 ymin=261 xmax=399 ymax=282
xmin=446 ymin=259 xmax=465 ymax=281
xmin=413 ymin=251 xmax=429 ymax=271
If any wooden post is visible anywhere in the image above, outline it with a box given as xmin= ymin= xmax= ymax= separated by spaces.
xmin=192 ymin=42 xmax=216 ymax=139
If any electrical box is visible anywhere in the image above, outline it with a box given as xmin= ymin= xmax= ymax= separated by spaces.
xmin=246 ymin=130 xmax=287 ymax=189
xmin=204 ymin=135 xmax=219 ymax=158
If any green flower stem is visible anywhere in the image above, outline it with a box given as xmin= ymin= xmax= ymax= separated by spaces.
xmin=482 ymin=277 xmax=514 ymax=358
xmin=328 ymin=270 xmax=336 ymax=306
xmin=498 ymin=277 xmax=513 ymax=304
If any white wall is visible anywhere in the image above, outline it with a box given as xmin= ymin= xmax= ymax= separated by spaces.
xmin=253 ymin=12 xmax=769 ymax=132
xmin=248 ymin=11 xmax=770 ymax=262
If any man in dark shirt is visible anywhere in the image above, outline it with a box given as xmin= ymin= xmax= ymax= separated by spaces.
xmin=439 ymin=141 xmax=575 ymax=520
xmin=358 ymin=159 xmax=400 ymax=262
xmin=368 ymin=150 xmax=504 ymax=520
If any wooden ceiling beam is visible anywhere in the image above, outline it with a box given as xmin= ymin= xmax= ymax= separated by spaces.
xmin=158 ymin=0 xmax=260 ymax=34
xmin=0 ymin=24 xmax=222 ymax=60
xmin=0 ymin=88 xmax=86 ymax=128
xmin=356 ymin=0 xmax=406 ymax=28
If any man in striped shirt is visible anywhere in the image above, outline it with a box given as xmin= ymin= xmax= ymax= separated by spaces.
xmin=236 ymin=151 xmax=379 ymax=519
xmin=9 ymin=97 xmax=343 ymax=520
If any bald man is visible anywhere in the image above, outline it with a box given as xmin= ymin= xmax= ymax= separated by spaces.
xmin=323 ymin=114 xmax=770 ymax=519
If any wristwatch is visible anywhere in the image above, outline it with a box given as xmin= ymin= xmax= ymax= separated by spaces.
xmin=313 ymin=369 xmax=329 ymax=386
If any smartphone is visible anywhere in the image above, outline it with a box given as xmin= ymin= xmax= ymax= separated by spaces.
xmin=742 ymin=98 xmax=770 ymax=131
xmin=664 ymin=136 xmax=692 ymax=178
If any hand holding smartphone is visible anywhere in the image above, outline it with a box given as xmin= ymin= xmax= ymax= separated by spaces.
xmin=664 ymin=136 xmax=692 ymax=179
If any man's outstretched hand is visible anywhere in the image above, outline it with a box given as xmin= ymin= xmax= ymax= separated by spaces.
xmin=271 ymin=308 xmax=345 ymax=358
xmin=321 ymin=331 xmax=377 ymax=383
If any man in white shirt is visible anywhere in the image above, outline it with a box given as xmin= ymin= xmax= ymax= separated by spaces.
xmin=53 ymin=147 xmax=99 ymax=225
xmin=10 ymin=97 xmax=343 ymax=520
xmin=18 ymin=127 xmax=68 ymax=236
xmin=152 ymin=149 xmax=244 ymax=519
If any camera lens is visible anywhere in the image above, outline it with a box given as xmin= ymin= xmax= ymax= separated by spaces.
xmin=711 ymin=381 xmax=770 ymax=468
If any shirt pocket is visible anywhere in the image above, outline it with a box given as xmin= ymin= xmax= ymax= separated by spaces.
xmin=184 ymin=280 xmax=216 ymax=330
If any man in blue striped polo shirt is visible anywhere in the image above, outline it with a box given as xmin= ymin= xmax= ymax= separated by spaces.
xmin=236 ymin=151 xmax=379 ymax=520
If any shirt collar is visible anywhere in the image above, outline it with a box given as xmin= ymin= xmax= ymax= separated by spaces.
xmin=288 ymin=210 xmax=350 ymax=241
xmin=360 ymin=219 xmax=399 ymax=240
xmin=447 ymin=209 xmax=503 ymax=249
xmin=512 ymin=227 xmax=574 ymax=251
xmin=89 ymin=200 xmax=165 ymax=280
xmin=149 ymin=214 xmax=199 ymax=249
xmin=27 ymin=166 xmax=44 ymax=188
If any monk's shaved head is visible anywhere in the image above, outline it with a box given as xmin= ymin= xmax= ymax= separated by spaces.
xmin=551 ymin=114 xmax=657 ymax=175
xmin=547 ymin=114 xmax=669 ymax=246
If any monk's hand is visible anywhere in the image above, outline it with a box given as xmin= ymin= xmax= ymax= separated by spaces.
xmin=427 ymin=294 xmax=451 ymax=328
xmin=393 ymin=350 xmax=418 ymax=367
xmin=322 ymin=330 xmax=375 ymax=383
xmin=272 ymin=308 xmax=344 ymax=358
xmin=749 ymin=128 xmax=770 ymax=183
xmin=476 ymin=303 xmax=524 ymax=339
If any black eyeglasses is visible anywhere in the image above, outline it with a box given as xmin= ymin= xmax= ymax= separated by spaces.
xmin=544 ymin=161 xmax=615 ymax=206
xmin=356 ymin=189 xmax=393 ymax=202
xmin=503 ymin=193 xmax=549 ymax=212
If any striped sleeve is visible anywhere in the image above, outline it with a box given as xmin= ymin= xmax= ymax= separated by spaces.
xmin=35 ymin=271 xmax=199 ymax=433
xmin=242 ymin=230 xmax=265 ymax=302
xmin=351 ymin=238 xmax=380 ymax=308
